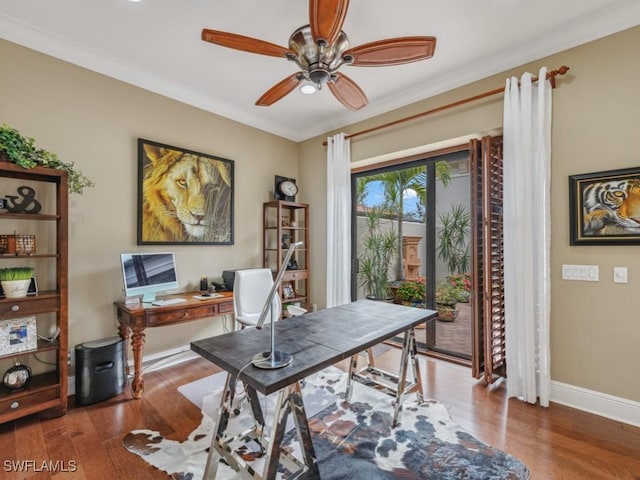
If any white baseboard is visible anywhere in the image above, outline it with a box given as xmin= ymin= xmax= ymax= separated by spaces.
xmin=551 ymin=380 xmax=640 ymax=428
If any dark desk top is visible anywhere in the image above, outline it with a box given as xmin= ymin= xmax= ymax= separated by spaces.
xmin=191 ymin=300 xmax=436 ymax=395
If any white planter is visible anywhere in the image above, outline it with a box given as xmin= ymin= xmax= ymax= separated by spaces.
xmin=1 ymin=279 xmax=31 ymax=298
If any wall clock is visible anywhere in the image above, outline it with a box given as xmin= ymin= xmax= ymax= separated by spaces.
xmin=274 ymin=175 xmax=298 ymax=202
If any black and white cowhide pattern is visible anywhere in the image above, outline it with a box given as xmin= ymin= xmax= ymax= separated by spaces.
xmin=123 ymin=368 xmax=530 ymax=480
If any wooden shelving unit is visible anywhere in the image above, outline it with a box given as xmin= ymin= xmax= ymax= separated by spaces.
xmin=0 ymin=162 xmax=68 ymax=423
xmin=263 ymin=201 xmax=309 ymax=312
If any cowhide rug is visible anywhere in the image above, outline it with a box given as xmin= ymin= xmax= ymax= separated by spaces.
xmin=123 ymin=367 xmax=530 ymax=480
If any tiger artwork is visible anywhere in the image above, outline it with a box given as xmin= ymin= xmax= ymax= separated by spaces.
xmin=582 ymin=178 xmax=640 ymax=236
xmin=141 ymin=144 xmax=232 ymax=243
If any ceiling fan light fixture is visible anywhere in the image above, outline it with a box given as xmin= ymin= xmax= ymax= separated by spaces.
xmin=300 ymin=83 xmax=317 ymax=95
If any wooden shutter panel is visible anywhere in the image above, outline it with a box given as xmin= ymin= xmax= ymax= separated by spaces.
xmin=470 ymin=135 xmax=506 ymax=383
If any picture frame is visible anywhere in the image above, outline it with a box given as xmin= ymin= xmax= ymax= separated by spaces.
xmin=137 ymin=138 xmax=234 ymax=245
xmin=282 ymin=283 xmax=295 ymax=299
xmin=569 ymin=167 xmax=640 ymax=245
xmin=0 ymin=316 xmax=37 ymax=355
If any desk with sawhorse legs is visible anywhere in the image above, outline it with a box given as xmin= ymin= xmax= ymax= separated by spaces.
xmin=191 ymin=300 xmax=436 ymax=480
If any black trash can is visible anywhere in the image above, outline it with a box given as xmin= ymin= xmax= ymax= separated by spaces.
xmin=75 ymin=336 xmax=126 ymax=406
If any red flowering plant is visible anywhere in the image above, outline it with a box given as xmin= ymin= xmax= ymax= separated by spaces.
xmin=447 ymin=273 xmax=471 ymax=302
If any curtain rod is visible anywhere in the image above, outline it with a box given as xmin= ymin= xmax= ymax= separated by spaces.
xmin=322 ymin=65 xmax=570 ymax=146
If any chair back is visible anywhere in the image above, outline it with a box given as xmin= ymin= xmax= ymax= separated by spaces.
xmin=233 ymin=268 xmax=281 ymax=328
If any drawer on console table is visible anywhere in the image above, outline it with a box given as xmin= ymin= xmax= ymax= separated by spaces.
xmin=146 ymin=304 xmax=218 ymax=327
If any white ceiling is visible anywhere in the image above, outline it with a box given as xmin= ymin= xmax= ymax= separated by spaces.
xmin=1 ymin=0 xmax=640 ymax=142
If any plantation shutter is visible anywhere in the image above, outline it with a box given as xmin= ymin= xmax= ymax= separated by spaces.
xmin=470 ymin=136 xmax=506 ymax=383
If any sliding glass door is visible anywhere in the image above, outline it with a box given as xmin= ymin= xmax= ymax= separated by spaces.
xmin=351 ymin=149 xmax=473 ymax=361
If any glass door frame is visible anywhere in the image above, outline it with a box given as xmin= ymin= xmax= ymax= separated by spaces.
xmin=350 ymin=144 xmax=472 ymax=362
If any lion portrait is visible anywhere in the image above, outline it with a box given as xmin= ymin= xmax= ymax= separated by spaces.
xmin=139 ymin=142 xmax=233 ymax=243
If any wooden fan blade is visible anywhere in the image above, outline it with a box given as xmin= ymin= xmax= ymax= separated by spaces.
xmin=309 ymin=0 xmax=349 ymax=46
xmin=255 ymin=73 xmax=302 ymax=106
xmin=328 ymin=72 xmax=368 ymax=111
xmin=345 ymin=36 xmax=437 ymax=66
xmin=202 ymin=29 xmax=293 ymax=58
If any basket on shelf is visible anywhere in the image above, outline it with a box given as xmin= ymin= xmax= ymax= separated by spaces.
xmin=0 ymin=234 xmax=36 ymax=255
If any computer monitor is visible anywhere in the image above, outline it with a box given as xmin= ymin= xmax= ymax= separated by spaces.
xmin=120 ymin=252 xmax=179 ymax=302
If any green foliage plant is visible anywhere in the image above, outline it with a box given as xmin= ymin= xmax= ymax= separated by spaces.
xmin=396 ymin=277 xmax=426 ymax=303
xmin=0 ymin=266 xmax=34 ymax=281
xmin=358 ymin=207 xmax=397 ymax=300
xmin=437 ymin=203 xmax=471 ymax=275
xmin=0 ymin=124 xmax=94 ymax=194
xmin=435 ymin=281 xmax=460 ymax=306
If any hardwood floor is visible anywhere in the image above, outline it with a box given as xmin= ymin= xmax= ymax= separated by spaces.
xmin=0 ymin=348 xmax=638 ymax=479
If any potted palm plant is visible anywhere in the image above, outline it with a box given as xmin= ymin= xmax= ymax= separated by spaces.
xmin=0 ymin=267 xmax=34 ymax=298
xmin=358 ymin=207 xmax=397 ymax=301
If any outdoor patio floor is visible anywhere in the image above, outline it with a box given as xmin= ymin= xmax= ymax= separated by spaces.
xmin=432 ymin=302 xmax=472 ymax=356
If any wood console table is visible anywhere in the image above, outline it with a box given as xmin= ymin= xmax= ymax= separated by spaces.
xmin=115 ymin=291 xmax=233 ymax=398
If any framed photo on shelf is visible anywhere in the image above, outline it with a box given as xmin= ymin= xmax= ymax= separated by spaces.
xmin=0 ymin=316 xmax=37 ymax=355
xmin=137 ymin=138 xmax=235 ymax=245
xmin=569 ymin=167 xmax=640 ymax=245
xmin=282 ymin=283 xmax=295 ymax=299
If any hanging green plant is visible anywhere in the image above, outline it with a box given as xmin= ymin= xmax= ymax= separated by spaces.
xmin=0 ymin=124 xmax=94 ymax=194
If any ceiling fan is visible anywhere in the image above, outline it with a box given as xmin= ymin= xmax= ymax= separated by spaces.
xmin=202 ymin=0 xmax=436 ymax=111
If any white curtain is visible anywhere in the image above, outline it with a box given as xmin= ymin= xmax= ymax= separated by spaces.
xmin=326 ymin=133 xmax=352 ymax=308
xmin=503 ymin=67 xmax=552 ymax=406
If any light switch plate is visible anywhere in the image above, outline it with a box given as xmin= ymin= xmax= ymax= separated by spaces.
xmin=561 ymin=264 xmax=599 ymax=282
xmin=613 ymin=266 xmax=628 ymax=283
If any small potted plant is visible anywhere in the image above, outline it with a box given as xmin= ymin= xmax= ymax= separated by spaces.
xmin=435 ymin=282 xmax=460 ymax=322
xmin=447 ymin=273 xmax=471 ymax=303
xmin=395 ymin=277 xmax=426 ymax=307
xmin=0 ymin=267 xmax=34 ymax=298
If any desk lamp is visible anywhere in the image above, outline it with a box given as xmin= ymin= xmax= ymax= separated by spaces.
xmin=252 ymin=241 xmax=303 ymax=369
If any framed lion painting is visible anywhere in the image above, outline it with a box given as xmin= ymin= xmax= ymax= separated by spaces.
xmin=137 ymin=139 xmax=234 ymax=245
xmin=569 ymin=167 xmax=640 ymax=245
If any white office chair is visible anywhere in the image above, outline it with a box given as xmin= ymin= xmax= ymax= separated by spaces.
xmin=233 ymin=268 xmax=281 ymax=329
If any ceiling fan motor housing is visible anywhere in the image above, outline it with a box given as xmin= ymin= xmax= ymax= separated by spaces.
xmin=289 ymin=25 xmax=350 ymax=85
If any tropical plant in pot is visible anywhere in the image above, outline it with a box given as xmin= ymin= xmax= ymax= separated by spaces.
xmin=435 ymin=282 xmax=460 ymax=322
xmin=0 ymin=124 xmax=94 ymax=194
xmin=358 ymin=207 xmax=397 ymax=301
xmin=0 ymin=267 xmax=34 ymax=298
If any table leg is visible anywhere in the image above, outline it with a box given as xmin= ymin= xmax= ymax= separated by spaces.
xmin=117 ymin=322 xmax=130 ymax=376
xmin=263 ymin=383 xmax=319 ymax=480
xmin=393 ymin=329 xmax=413 ymax=427
xmin=345 ymin=353 xmax=359 ymax=401
xmin=390 ymin=327 xmax=425 ymax=426
xmin=409 ymin=327 xmax=424 ymax=403
xmin=130 ymin=327 xmax=145 ymax=399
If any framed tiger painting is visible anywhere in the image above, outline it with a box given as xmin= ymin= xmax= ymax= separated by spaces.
xmin=137 ymin=139 xmax=234 ymax=245
xmin=569 ymin=167 xmax=640 ymax=245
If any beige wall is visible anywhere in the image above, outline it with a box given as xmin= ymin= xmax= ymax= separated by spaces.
xmin=0 ymin=39 xmax=298 ymax=361
xmin=300 ymin=26 xmax=640 ymax=403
